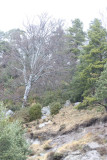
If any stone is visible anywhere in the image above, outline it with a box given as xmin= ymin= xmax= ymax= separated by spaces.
xmin=39 ymin=121 xmax=51 ymax=128
xmin=39 ymin=123 xmax=46 ymax=128
xmin=83 ymin=142 xmax=100 ymax=152
xmin=74 ymin=102 xmax=80 ymax=106
xmin=81 ymin=150 xmax=101 ymax=160
xmin=64 ymin=154 xmax=82 ymax=160
xmin=64 ymin=100 xmax=71 ymax=107
xmin=41 ymin=106 xmax=50 ymax=116
xmin=41 ymin=115 xmax=47 ymax=119
xmin=6 ymin=109 xmax=14 ymax=117
xmin=64 ymin=150 xmax=101 ymax=160
xmin=32 ymin=138 xmax=40 ymax=145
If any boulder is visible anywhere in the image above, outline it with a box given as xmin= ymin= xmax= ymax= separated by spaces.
xmin=74 ymin=102 xmax=80 ymax=106
xmin=6 ymin=109 xmax=14 ymax=117
xmin=64 ymin=100 xmax=71 ymax=107
xmin=81 ymin=150 xmax=101 ymax=160
xmin=83 ymin=142 xmax=100 ymax=152
xmin=64 ymin=150 xmax=101 ymax=160
xmin=41 ymin=106 xmax=50 ymax=116
xmin=41 ymin=115 xmax=47 ymax=119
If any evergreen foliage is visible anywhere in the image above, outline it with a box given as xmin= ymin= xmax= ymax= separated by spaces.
xmin=42 ymin=88 xmax=71 ymax=106
xmin=95 ymin=62 xmax=107 ymax=111
xmin=29 ymin=103 xmax=42 ymax=121
xmin=67 ymin=18 xmax=85 ymax=58
xmin=70 ymin=19 xmax=107 ymax=108
xmin=0 ymin=102 xmax=29 ymax=160
xmin=50 ymin=102 xmax=62 ymax=115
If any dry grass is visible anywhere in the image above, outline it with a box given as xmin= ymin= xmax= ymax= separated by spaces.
xmin=43 ymin=139 xmax=52 ymax=150
xmin=28 ymin=105 xmax=105 ymax=137
xmin=52 ymin=106 xmax=104 ymax=131
xmin=30 ymin=143 xmax=42 ymax=155
xmin=29 ymin=139 xmax=52 ymax=157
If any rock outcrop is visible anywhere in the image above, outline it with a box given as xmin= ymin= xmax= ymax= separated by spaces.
xmin=26 ymin=106 xmax=107 ymax=160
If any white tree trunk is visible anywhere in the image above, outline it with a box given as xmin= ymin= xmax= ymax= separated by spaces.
xmin=22 ymin=75 xmax=32 ymax=108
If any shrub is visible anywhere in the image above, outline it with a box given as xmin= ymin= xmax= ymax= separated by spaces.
xmin=4 ymin=99 xmax=21 ymax=111
xmin=50 ymin=102 xmax=61 ymax=115
xmin=42 ymin=89 xmax=71 ymax=106
xmin=29 ymin=103 xmax=42 ymax=121
xmin=14 ymin=107 xmax=30 ymax=123
xmin=76 ymin=97 xmax=96 ymax=110
xmin=0 ymin=102 xmax=29 ymax=160
xmin=28 ymin=94 xmax=41 ymax=104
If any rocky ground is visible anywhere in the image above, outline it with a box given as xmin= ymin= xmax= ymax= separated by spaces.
xmin=24 ymin=105 xmax=107 ymax=160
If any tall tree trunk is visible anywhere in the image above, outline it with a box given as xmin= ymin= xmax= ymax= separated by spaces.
xmin=22 ymin=75 xmax=32 ymax=108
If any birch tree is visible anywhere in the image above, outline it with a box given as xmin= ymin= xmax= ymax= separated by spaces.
xmin=8 ymin=14 xmax=64 ymax=107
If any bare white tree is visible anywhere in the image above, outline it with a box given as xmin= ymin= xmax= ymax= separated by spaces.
xmin=7 ymin=14 xmax=65 ymax=107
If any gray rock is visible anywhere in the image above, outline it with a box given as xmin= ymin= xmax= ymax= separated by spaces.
xmin=41 ymin=106 xmax=50 ymax=116
xmin=6 ymin=110 xmax=14 ymax=117
xmin=39 ymin=121 xmax=51 ymax=128
xmin=64 ymin=150 xmax=101 ymax=160
xmin=81 ymin=150 xmax=101 ymax=160
xmin=83 ymin=142 xmax=100 ymax=152
xmin=74 ymin=102 xmax=80 ymax=106
xmin=64 ymin=154 xmax=82 ymax=160
xmin=41 ymin=115 xmax=47 ymax=119
xmin=71 ymin=151 xmax=81 ymax=155
xmin=64 ymin=100 xmax=71 ymax=107
xmin=32 ymin=138 xmax=40 ymax=145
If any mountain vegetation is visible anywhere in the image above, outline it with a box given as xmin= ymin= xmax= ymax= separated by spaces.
xmin=1 ymin=13 xmax=107 ymax=159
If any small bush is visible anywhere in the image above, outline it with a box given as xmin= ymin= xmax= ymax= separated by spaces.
xmin=29 ymin=103 xmax=42 ymax=121
xmin=53 ymin=152 xmax=63 ymax=160
xmin=42 ymin=88 xmax=71 ymax=106
xmin=76 ymin=97 xmax=96 ymax=110
xmin=4 ymin=99 xmax=21 ymax=111
xmin=14 ymin=107 xmax=30 ymax=123
xmin=8 ymin=104 xmax=21 ymax=112
xmin=28 ymin=94 xmax=41 ymax=105
xmin=50 ymin=102 xmax=61 ymax=115
xmin=0 ymin=102 xmax=29 ymax=160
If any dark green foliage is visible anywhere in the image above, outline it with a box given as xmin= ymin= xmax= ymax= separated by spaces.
xmin=67 ymin=18 xmax=85 ymax=58
xmin=95 ymin=63 xmax=107 ymax=101
xmin=76 ymin=97 xmax=96 ymax=110
xmin=4 ymin=99 xmax=21 ymax=111
xmin=42 ymin=87 xmax=71 ymax=106
xmin=50 ymin=102 xmax=62 ymax=115
xmin=70 ymin=19 xmax=107 ymax=108
xmin=95 ymin=63 xmax=107 ymax=110
xmin=29 ymin=103 xmax=42 ymax=121
xmin=0 ymin=102 xmax=29 ymax=160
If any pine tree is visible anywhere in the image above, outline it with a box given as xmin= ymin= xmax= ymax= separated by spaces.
xmin=67 ymin=18 xmax=85 ymax=59
xmin=70 ymin=19 xmax=107 ymax=108
xmin=95 ymin=62 xmax=107 ymax=111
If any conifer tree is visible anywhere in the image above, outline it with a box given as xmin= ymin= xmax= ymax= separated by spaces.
xmin=67 ymin=18 xmax=85 ymax=59
xmin=70 ymin=19 xmax=107 ymax=108
xmin=95 ymin=62 xmax=107 ymax=111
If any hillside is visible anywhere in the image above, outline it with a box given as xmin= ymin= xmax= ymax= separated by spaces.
xmin=25 ymin=105 xmax=107 ymax=160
